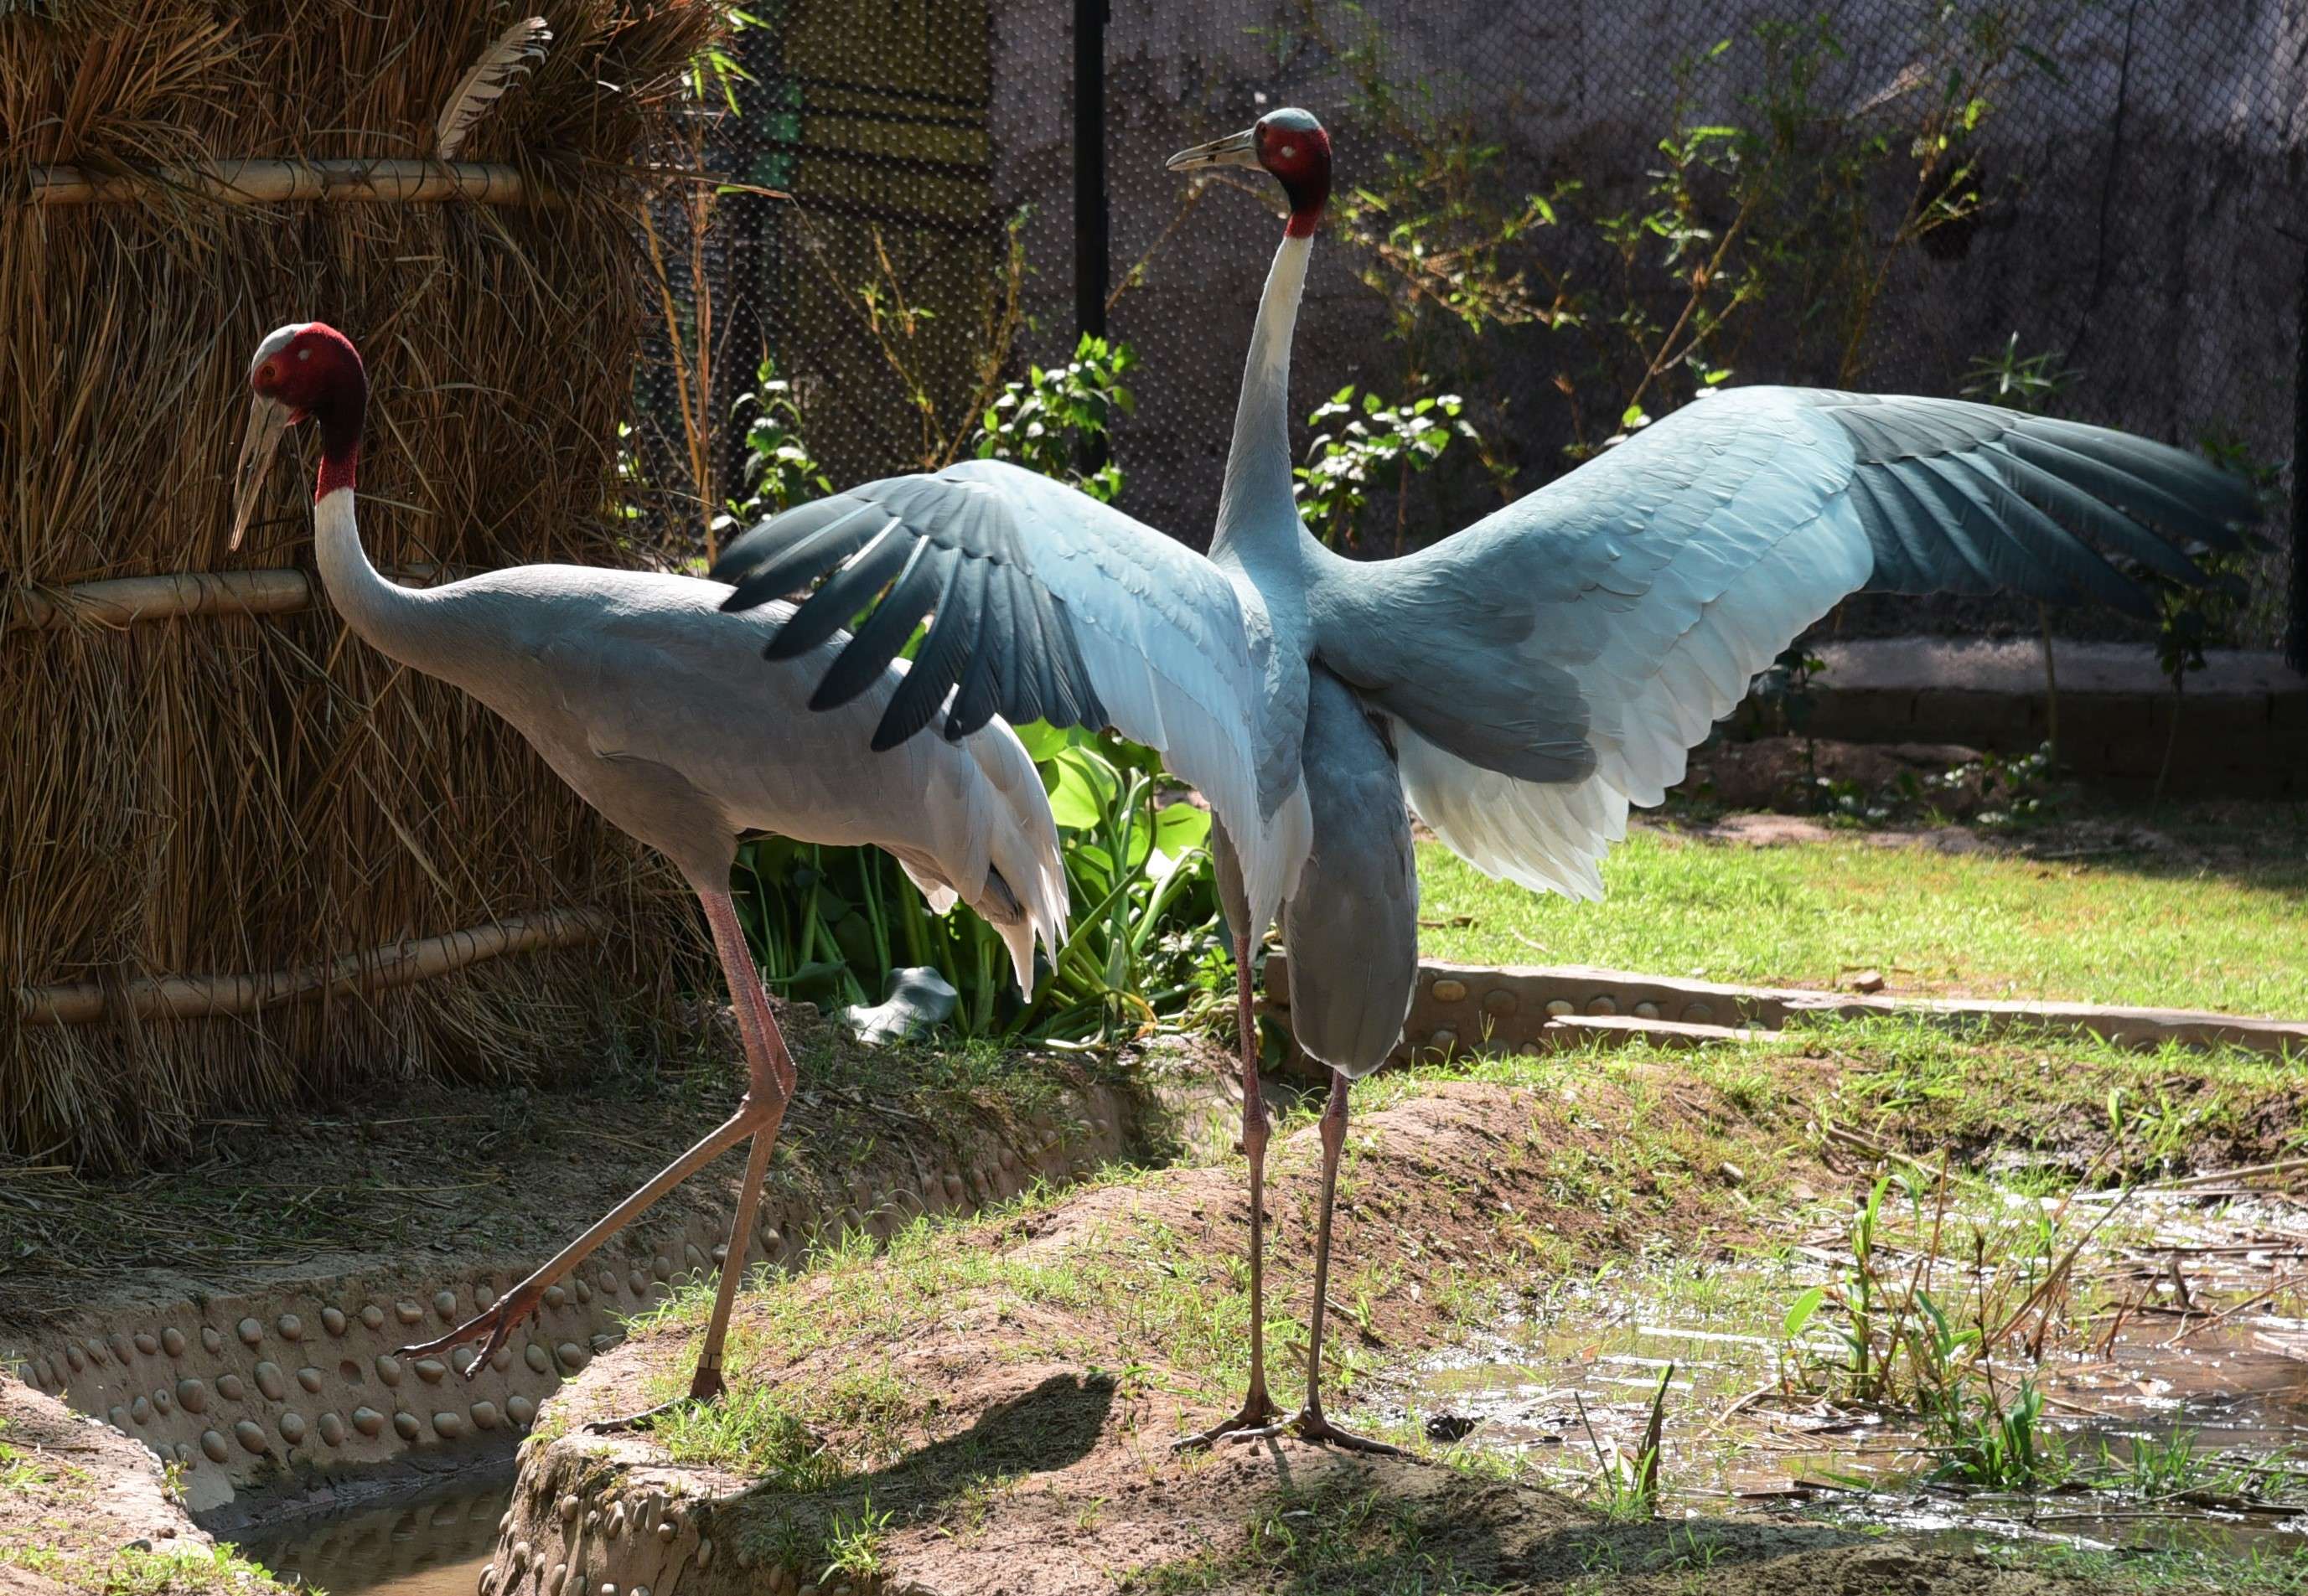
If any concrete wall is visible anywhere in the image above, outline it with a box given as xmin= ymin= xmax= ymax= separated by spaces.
xmin=1737 ymin=638 xmax=2307 ymax=796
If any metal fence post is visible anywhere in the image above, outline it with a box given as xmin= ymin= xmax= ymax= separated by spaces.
xmin=2290 ymin=240 xmax=2307 ymax=674
xmin=1074 ymin=0 xmax=1109 ymax=343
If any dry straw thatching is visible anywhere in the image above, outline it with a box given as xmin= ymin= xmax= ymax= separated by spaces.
xmin=2 ymin=0 xmax=722 ymax=1170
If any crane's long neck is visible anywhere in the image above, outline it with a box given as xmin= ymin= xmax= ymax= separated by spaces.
xmin=1210 ymin=228 xmax=1312 ymax=571
xmin=311 ymin=448 xmax=470 ymax=680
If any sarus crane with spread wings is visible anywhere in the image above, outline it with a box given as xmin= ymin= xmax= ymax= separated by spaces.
xmin=711 ymin=109 xmax=2255 ymax=1453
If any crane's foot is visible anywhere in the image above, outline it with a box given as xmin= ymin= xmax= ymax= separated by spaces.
xmin=582 ymin=1366 xmax=730 ymax=1436
xmin=397 ymin=1288 xmax=541 ymax=1374
xmin=1224 ymin=1407 xmax=1403 ymax=1457
xmin=1172 ymin=1388 xmax=1282 ymax=1453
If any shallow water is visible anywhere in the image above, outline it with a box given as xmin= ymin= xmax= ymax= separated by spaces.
xmin=1399 ymin=1185 xmax=2308 ymax=1557
xmin=230 ymin=1473 xmax=516 ymax=1596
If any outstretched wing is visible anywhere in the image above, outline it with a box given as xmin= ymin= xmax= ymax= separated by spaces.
xmin=712 ymin=458 xmax=1301 ymax=922
xmin=1312 ymin=387 xmax=2257 ymax=898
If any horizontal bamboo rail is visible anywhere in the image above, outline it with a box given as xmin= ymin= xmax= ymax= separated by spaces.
xmin=3 ymin=570 xmax=311 ymax=631
xmin=2 ymin=566 xmax=468 ymax=633
xmin=24 ymin=159 xmax=547 ymax=208
xmin=17 ymin=908 xmax=608 ymax=1026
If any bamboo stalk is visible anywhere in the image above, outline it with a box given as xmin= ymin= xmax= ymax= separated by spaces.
xmin=17 ymin=908 xmax=608 ymax=1026
xmin=3 ymin=570 xmax=312 ymax=632
xmin=2 ymin=566 xmax=469 ymax=633
xmin=24 ymin=159 xmax=549 ymax=208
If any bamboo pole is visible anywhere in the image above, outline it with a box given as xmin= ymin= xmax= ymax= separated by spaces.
xmin=17 ymin=908 xmax=608 ymax=1026
xmin=3 ymin=570 xmax=312 ymax=632
xmin=24 ymin=159 xmax=549 ymax=208
xmin=2 ymin=566 xmax=468 ymax=633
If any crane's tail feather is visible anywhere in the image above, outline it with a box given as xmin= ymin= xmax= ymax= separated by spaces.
xmin=948 ymin=714 xmax=1069 ymax=1004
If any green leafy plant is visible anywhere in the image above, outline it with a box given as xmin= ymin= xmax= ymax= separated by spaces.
xmin=975 ymin=333 xmax=1136 ymax=504
xmin=1963 ymin=333 xmax=2075 ymax=414
xmin=2134 ymin=429 xmax=2273 ymax=803
xmin=1927 ymin=1376 xmax=2064 ymax=1490
xmin=820 ymin=1496 xmax=893 ymax=1583
xmin=1293 ymin=386 xmax=1481 ymax=553
xmin=1012 ymin=724 xmax=1225 ymax=1041
xmin=1749 ymin=643 xmax=1827 ymax=783
xmin=723 ymin=355 xmax=831 ymax=527
xmin=730 ymin=726 xmax=1223 ymax=1045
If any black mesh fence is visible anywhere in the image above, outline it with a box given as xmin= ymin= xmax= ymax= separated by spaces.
xmin=629 ymin=0 xmax=2305 ymax=657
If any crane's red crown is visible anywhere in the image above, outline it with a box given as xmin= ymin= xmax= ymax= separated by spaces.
xmin=248 ymin=322 xmax=367 ymax=496
xmin=1256 ymin=108 xmax=1331 ymax=236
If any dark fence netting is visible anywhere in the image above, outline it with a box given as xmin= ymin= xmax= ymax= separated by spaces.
xmin=633 ymin=0 xmax=2305 ymax=655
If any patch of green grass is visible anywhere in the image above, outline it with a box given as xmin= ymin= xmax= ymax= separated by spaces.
xmin=818 ymin=1495 xmax=894 ymax=1583
xmin=1414 ymin=830 xmax=2308 ymax=1016
xmin=0 ymin=1423 xmax=57 ymax=1493
xmin=1812 ymin=1015 xmax=2301 ymax=1169
xmin=1980 ymin=1540 xmax=2308 ymax=1594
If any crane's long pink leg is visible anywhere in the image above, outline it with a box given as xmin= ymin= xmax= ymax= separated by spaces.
xmin=403 ymin=890 xmax=794 ymax=1420
xmin=1230 ymin=1069 xmax=1399 ymax=1455
xmin=1174 ymin=936 xmax=1281 ymax=1449
xmin=661 ymin=890 xmax=794 ymax=1404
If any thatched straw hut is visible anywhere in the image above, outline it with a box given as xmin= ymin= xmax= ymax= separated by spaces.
xmin=3 ymin=1 xmax=720 ymax=1170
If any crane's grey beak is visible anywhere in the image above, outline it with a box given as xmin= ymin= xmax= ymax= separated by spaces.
xmin=1165 ymin=127 xmax=1259 ymax=172
xmin=229 ymin=395 xmax=296 ymax=552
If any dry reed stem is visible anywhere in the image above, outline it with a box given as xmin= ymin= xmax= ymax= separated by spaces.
xmin=25 ymin=159 xmax=545 ymax=206
xmin=2 ymin=565 xmax=478 ymax=632
xmin=18 ymin=907 xmax=605 ymax=1025
xmin=2 ymin=0 xmax=723 ymax=1172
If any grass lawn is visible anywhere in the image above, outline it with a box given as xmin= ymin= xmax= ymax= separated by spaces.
xmin=1412 ymin=812 xmax=2308 ymax=1017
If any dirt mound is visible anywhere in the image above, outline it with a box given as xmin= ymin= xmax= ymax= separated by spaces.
xmin=0 ymin=1376 xmax=287 ymax=1596
xmin=493 ymin=1078 xmax=2116 ymax=1595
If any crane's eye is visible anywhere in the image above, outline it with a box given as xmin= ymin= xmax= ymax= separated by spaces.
xmin=256 ymin=361 xmax=279 ymax=388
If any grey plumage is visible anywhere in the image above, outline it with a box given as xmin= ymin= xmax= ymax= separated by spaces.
xmin=1276 ymin=667 xmax=1417 ymax=1080
xmin=423 ymin=564 xmax=1064 ymax=985
xmin=227 ymin=319 xmax=1065 ymax=1415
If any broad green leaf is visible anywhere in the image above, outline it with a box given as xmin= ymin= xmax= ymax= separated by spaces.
xmin=1783 ymin=1285 xmax=1825 ymax=1340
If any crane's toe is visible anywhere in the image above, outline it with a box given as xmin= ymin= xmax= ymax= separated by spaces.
xmin=1219 ymin=1407 xmax=1403 ymax=1457
xmin=1171 ymin=1387 xmax=1283 ymax=1452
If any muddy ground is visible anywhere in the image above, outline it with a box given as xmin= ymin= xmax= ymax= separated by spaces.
xmin=0 ymin=1006 xmax=1216 ymax=1330
xmin=516 ymin=1043 xmax=2308 ymax=1596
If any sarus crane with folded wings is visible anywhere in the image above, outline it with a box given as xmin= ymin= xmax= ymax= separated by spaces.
xmin=712 ymin=108 xmax=2256 ymax=1454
